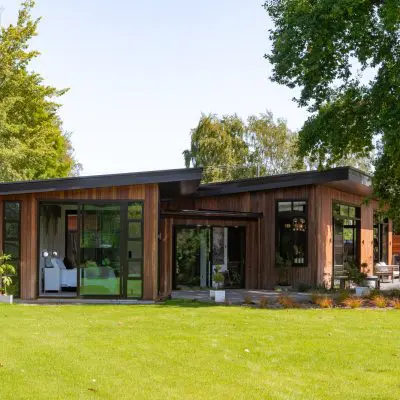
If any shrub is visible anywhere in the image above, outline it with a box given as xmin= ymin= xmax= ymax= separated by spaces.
xmin=296 ymin=283 xmax=312 ymax=292
xmin=372 ymin=295 xmax=387 ymax=308
xmin=278 ymin=295 xmax=299 ymax=308
xmin=259 ymin=296 xmax=269 ymax=309
xmin=314 ymin=296 xmax=334 ymax=308
xmin=391 ymin=298 xmax=400 ymax=309
xmin=342 ymin=297 xmax=363 ymax=308
xmin=243 ymin=295 xmax=253 ymax=305
xmin=336 ymin=289 xmax=351 ymax=304
xmin=388 ymin=289 xmax=400 ymax=299
xmin=367 ymin=289 xmax=382 ymax=299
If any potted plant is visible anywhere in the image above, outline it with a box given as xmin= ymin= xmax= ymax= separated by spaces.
xmin=212 ymin=265 xmax=225 ymax=303
xmin=275 ymin=254 xmax=292 ymax=291
xmin=0 ymin=254 xmax=15 ymax=304
xmin=345 ymin=261 xmax=369 ymax=297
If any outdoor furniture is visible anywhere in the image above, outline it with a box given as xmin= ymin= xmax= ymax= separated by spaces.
xmin=336 ymin=275 xmax=350 ymax=290
xmin=374 ymin=262 xmax=399 ymax=283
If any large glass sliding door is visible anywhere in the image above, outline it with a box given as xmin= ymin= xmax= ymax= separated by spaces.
xmin=174 ymin=226 xmax=245 ymax=289
xmin=39 ymin=201 xmax=144 ymax=298
xmin=80 ymin=204 xmax=121 ymax=296
xmin=332 ymin=203 xmax=361 ymax=286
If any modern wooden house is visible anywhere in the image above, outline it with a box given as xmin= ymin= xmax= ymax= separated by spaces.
xmin=0 ymin=166 xmax=391 ymax=300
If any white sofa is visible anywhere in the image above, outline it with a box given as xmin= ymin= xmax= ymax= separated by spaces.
xmin=44 ymin=258 xmax=77 ymax=292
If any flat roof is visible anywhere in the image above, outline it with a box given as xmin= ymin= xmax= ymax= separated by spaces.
xmin=197 ymin=167 xmax=372 ymax=197
xmin=0 ymin=168 xmax=203 ymax=198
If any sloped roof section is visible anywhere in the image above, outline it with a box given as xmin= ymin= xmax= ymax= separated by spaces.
xmin=0 ymin=168 xmax=203 ymax=199
xmin=197 ymin=167 xmax=372 ymax=197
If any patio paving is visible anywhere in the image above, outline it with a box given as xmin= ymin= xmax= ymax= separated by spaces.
xmin=172 ymin=289 xmax=313 ymax=304
xmin=172 ymin=281 xmax=400 ymax=304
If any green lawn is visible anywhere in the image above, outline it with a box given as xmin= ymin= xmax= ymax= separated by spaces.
xmin=1 ymin=302 xmax=400 ymax=400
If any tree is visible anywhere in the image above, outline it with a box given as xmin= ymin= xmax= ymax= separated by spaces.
xmin=0 ymin=1 xmax=80 ymax=182
xmin=264 ymin=0 xmax=400 ymax=216
xmin=183 ymin=112 xmax=299 ymax=183
xmin=183 ymin=113 xmax=249 ymax=183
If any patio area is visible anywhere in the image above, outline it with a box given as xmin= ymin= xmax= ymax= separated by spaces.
xmin=172 ymin=281 xmax=400 ymax=304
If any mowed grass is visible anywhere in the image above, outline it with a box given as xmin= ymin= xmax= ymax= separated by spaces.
xmin=1 ymin=302 xmax=400 ymax=400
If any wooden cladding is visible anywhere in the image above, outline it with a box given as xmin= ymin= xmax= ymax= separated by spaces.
xmin=161 ymin=184 xmax=387 ymax=293
xmin=0 ymin=184 xmax=159 ymax=300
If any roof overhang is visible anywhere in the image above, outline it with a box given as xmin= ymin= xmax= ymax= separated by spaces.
xmin=0 ymin=168 xmax=203 ymax=199
xmin=196 ymin=167 xmax=372 ymax=198
xmin=161 ymin=209 xmax=262 ymax=220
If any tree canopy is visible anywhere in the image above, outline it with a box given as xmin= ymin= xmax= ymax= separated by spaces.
xmin=0 ymin=1 xmax=79 ymax=181
xmin=264 ymin=0 xmax=400 ymax=216
xmin=183 ymin=112 xmax=298 ymax=183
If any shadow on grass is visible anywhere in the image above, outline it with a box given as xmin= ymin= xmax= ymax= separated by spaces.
xmin=156 ymin=299 xmax=219 ymax=308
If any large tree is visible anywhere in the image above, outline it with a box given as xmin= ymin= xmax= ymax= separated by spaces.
xmin=183 ymin=112 xmax=298 ymax=183
xmin=0 ymin=1 xmax=79 ymax=181
xmin=264 ymin=0 xmax=400 ymax=216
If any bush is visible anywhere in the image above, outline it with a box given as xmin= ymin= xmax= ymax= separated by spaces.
xmin=391 ymin=298 xmax=400 ymax=309
xmin=367 ymin=289 xmax=382 ymax=299
xmin=278 ymin=295 xmax=299 ymax=308
xmin=342 ymin=297 xmax=363 ymax=308
xmin=336 ymin=289 xmax=351 ymax=304
xmin=243 ymin=295 xmax=253 ymax=305
xmin=388 ymin=289 xmax=400 ymax=299
xmin=296 ymin=283 xmax=312 ymax=292
xmin=314 ymin=296 xmax=334 ymax=308
xmin=372 ymin=295 xmax=387 ymax=308
xmin=259 ymin=296 xmax=269 ymax=309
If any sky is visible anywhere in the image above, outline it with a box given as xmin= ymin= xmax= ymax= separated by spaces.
xmin=0 ymin=0 xmax=308 ymax=176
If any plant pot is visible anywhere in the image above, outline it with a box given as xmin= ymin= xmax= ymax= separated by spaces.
xmin=214 ymin=290 xmax=226 ymax=303
xmin=209 ymin=290 xmax=215 ymax=299
xmin=0 ymin=294 xmax=13 ymax=304
xmin=355 ymin=287 xmax=370 ymax=297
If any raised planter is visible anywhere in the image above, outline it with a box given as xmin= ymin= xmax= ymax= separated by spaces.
xmin=355 ymin=287 xmax=370 ymax=297
xmin=0 ymin=294 xmax=13 ymax=304
xmin=214 ymin=290 xmax=226 ymax=303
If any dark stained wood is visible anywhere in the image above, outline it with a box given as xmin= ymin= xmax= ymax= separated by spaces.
xmin=160 ymin=184 xmax=387 ymax=293
xmin=143 ymin=184 xmax=159 ymax=300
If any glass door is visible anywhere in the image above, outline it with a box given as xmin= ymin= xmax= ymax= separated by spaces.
xmin=174 ymin=227 xmax=211 ymax=289
xmin=125 ymin=202 xmax=144 ymax=298
xmin=79 ymin=204 xmax=121 ymax=296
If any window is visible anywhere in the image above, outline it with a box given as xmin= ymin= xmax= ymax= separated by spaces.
xmin=276 ymin=201 xmax=307 ymax=267
xmin=332 ymin=203 xmax=361 ymax=278
xmin=3 ymin=201 xmax=21 ymax=296
xmin=126 ymin=202 xmax=144 ymax=298
xmin=374 ymin=214 xmax=389 ymax=264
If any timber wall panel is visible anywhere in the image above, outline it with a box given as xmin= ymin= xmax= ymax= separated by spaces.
xmin=0 ymin=184 xmax=159 ymax=300
xmin=161 ymin=184 xmax=381 ymax=292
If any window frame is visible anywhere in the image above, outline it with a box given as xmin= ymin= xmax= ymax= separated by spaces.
xmin=374 ymin=213 xmax=389 ymax=264
xmin=275 ymin=200 xmax=308 ymax=268
xmin=3 ymin=200 xmax=21 ymax=297
xmin=332 ymin=202 xmax=361 ymax=279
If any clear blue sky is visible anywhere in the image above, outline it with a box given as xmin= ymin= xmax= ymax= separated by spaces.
xmin=1 ymin=0 xmax=308 ymax=176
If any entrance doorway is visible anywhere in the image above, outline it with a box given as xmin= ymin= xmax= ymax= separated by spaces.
xmin=174 ymin=226 xmax=245 ymax=289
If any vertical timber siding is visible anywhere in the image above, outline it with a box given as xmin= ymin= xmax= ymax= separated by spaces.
xmin=161 ymin=184 xmax=383 ymax=294
xmin=0 ymin=184 xmax=159 ymax=300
